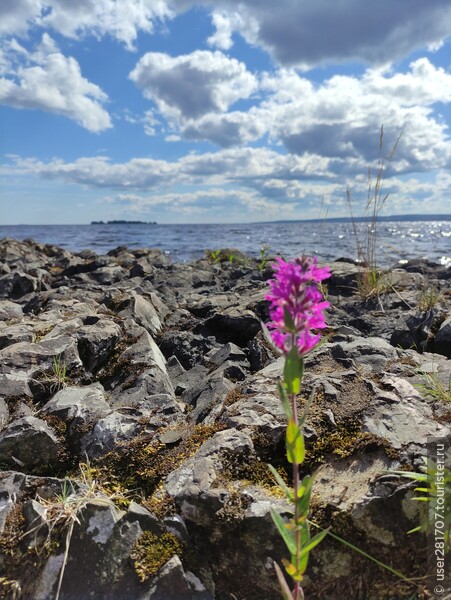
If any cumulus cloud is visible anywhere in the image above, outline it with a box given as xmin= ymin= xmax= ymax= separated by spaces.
xmin=200 ymin=0 xmax=451 ymax=68
xmin=102 ymin=187 xmax=297 ymax=220
xmin=129 ymin=50 xmax=257 ymax=122
xmin=7 ymin=147 xmax=335 ymax=190
xmin=0 ymin=34 xmax=112 ymax=132
xmin=0 ymin=0 xmax=172 ymax=50
xmin=168 ymin=59 xmax=451 ymax=175
xmin=0 ymin=0 xmax=42 ymax=37
xmin=5 ymin=146 xmax=451 ymax=218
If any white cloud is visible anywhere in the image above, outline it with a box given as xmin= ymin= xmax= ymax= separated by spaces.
xmin=0 ymin=34 xmax=112 ymax=132
xmin=0 ymin=0 xmax=42 ymax=37
xmin=207 ymin=10 xmax=251 ymax=51
xmin=0 ymin=0 xmax=172 ymax=50
xmin=102 ymin=187 xmax=297 ymax=220
xmin=200 ymin=0 xmax=451 ymax=68
xmin=5 ymin=149 xmax=451 ymax=218
xmin=166 ymin=60 xmax=451 ymax=175
xmin=6 ymin=147 xmax=335 ymax=190
xmin=129 ymin=50 xmax=257 ymax=122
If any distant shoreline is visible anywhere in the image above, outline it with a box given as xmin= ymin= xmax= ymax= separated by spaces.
xmin=90 ymin=220 xmax=157 ymax=225
xmin=3 ymin=213 xmax=450 ymax=227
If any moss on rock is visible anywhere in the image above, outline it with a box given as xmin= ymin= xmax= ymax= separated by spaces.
xmin=130 ymin=531 xmax=182 ymax=582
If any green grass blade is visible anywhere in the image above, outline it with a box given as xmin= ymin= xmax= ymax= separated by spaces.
xmin=308 ymin=520 xmax=411 ymax=582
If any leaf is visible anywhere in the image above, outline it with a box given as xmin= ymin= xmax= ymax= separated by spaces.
xmin=278 ymin=381 xmax=292 ymax=420
xmin=268 ymin=464 xmax=294 ymax=501
xmin=273 ymin=561 xmax=294 ymax=600
xmin=308 ymin=519 xmax=410 ymax=582
xmin=295 ymin=475 xmax=314 ymax=515
xmin=390 ymin=470 xmax=427 ymax=482
xmin=407 ymin=525 xmax=422 ymax=534
xmin=282 ymin=559 xmax=297 ymax=577
xmin=298 ymin=528 xmax=329 ymax=560
xmin=284 ymin=348 xmax=304 ymax=395
xmin=270 ymin=508 xmax=296 ymax=555
xmin=286 ymin=420 xmax=305 ymax=464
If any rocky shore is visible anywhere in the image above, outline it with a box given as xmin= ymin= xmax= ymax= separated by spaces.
xmin=0 ymin=237 xmax=450 ymax=600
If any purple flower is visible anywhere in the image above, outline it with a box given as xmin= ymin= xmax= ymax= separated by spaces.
xmin=265 ymin=256 xmax=331 ymax=356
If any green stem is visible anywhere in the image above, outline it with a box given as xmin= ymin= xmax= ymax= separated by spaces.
xmin=290 ymin=332 xmax=303 ymax=600
xmin=292 ymin=389 xmax=301 ymax=600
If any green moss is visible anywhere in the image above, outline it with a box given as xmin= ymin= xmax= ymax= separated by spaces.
xmin=0 ymin=505 xmax=25 ymax=558
xmin=143 ymin=485 xmax=177 ymax=520
xmin=305 ymin=418 xmax=399 ymax=469
xmin=131 ymin=531 xmax=182 ymax=582
xmin=94 ymin=423 xmax=226 ymax=502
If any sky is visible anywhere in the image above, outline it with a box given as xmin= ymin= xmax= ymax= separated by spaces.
xmin=1 ymin=1 xmax=451 ymax=225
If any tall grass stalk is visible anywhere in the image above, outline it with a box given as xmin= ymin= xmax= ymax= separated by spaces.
xmin=346 ymin=126 xmax=402 ymax=296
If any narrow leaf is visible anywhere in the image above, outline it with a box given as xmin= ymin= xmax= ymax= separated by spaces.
xmin=407 ymin=526 xmax=422 ymax=534
xmin=273 ymin=561 xmax=294 ymax=600
xmin=286 ymin=420 xmax=305 ymax=464
xmin=295 ymin=475 xmax=314 ymax=514
xmin=284 ymin=347 xmax=304 ymax=395
xmin=268 ymin=464 xmax=294 ymax=501
xmin=298 ymin=528 xmax=329 ymax=559
xmin=270 ymin=508 xmax=296 ymax=555
xmin=308 ymin=519 xmax=410 ymax=581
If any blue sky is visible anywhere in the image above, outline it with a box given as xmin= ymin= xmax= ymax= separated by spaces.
xmin=1 ymin=0 xmax=451 ymax=224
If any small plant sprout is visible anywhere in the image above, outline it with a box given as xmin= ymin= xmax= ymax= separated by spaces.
xmin=265 ymin=256 xmax=331 ymax=600
xmin=52 ymin=354 xmax=67 ymax=390
xmin=258 ymin=243 xmax=272 ymax=271
xmin=206 ymin=249 xmax=222 ymax=264
xmin=416 ymin=370 xmax=451 ymax=403
xmin=417 ymin=286 xmax=444 ymax=312
xmin=392 ymin=456 xmax=451 ymax=553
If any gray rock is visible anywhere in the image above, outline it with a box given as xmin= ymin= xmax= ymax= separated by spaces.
xmin=118 ymin=292 xmax=168 ymax=336
xmin=0 ymin=335 xmax=82 ymax=378
xmin=81 ymin=411 xmax=145 ymax=458
xmin=142 ymin=555 xmax=213 ymax=600
xmin=0 ymin=270 xmax=38 ymax=299
xmin=160 ymin=332 xmax=219 ymax=370
xmin=0 ymin=371 xmax=32 ymax=398
xmin=89 ymin=265 xmax=126 ymax=285
xmin=190 ymin=376 xmax=234 ymax=423
xmin=40 ymin=384 xmax=110 ymax=448
xmin=198 ymin=310 xmax=261 ymax=346
xmin=434 ymin=314 xmax=451 ymax=357
xmin=0 ymin=398 xmax=8 ymax=430
xmin=363 ymin=375 xmax=450 ymax=448
xmin=76 ymin=318 xmax=122 ymax=372
xmin=172 ymin=364 xmax=208 ymax=396
xmin=0 ymin=300 xmax=24 ymax=320
xmin=0 ymin=416 xmax=61 ymax=468
xmin=0 ymin=323 xmax=35 ymax=349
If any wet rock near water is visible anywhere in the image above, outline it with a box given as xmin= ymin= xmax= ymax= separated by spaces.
xmin=0 ymin=237 xmax=450 ymax=600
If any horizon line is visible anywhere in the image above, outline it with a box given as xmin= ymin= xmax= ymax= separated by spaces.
xmin=1 ymin=212 xmax=451 ymax=227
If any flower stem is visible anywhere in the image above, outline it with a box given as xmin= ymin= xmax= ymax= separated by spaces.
xmin=291 ymin=389 xmax=302 ymax=600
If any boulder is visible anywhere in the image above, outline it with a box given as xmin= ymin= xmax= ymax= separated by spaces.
xmin=434 ymin=314 xmax=451 ymax=357
xmin=0 ymin=416 xmax=61 ymax=469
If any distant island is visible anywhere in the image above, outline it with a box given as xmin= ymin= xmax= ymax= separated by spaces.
xmin=91 ymin=220 xmax=157 ymax=225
